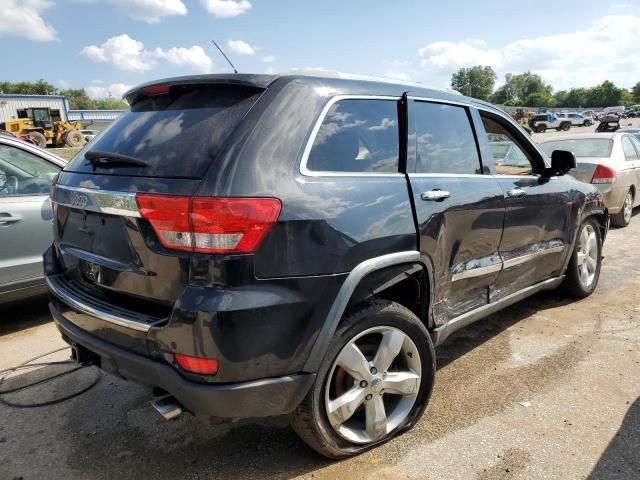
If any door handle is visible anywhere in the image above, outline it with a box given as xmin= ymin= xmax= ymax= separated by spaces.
xmin=421 ymin=190 xmax=450 ymax=201
xmin=506 ymin=188 xmax=526 ymax=199
xmin=0 ymin=215 xmax=21 ymax=224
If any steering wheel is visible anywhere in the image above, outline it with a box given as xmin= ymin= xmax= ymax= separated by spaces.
xmin=1 ymin=176 xmax=19 ymax=195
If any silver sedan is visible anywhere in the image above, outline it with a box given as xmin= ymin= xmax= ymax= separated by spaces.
xmin=0 ymin=136 xmax=66 ymax=303
xmin=539 ymin=132 xmax=640 ymax=227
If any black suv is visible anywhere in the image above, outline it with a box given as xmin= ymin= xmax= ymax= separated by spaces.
xmin=46 ymin=73 xmax=608 ymax=458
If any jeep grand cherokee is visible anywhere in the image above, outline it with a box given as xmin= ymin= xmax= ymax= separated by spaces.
xmin=46 ymin=72 xmax=608 ymax=458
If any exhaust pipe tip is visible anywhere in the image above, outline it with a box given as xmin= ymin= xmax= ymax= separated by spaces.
xmin=151 ymin=395 xmax=183 ymax=421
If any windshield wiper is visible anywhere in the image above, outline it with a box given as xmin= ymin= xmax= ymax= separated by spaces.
xmin=84 ymin=150 xmax=150 ymax=167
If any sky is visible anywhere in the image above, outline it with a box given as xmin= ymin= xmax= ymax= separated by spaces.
xmin=0 ymin=0 xmax=639 ymax=99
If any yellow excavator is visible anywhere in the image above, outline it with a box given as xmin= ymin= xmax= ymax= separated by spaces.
xmin=0 ymin=107 xmax=84 ymax=148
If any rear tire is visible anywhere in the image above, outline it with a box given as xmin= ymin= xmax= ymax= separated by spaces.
xmin=536 ymin=124 xmax=547 ymax=133
xmin=562 ymin=219 xmax=602 ymax=297
xmin=611 ymin=190 xmax=633 ymax=228
xmin=64 ymin=130 xmax=84 ymax=147
xmin=291 ymin=299 xmax=435 ymax=459
xmin=26 ymin=131 xmax=46 ymax=148
xmin=560 ymin=122 xmax=571 ymax=131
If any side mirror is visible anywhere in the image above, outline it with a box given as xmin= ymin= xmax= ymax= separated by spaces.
xmin=546 ymin=150 xmax=576 ymax=176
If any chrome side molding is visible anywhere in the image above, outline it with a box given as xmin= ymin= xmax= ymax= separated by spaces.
xmin=51 ymin=184 xmax=141 ymax=218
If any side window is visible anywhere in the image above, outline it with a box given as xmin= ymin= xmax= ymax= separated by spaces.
xmin=0 ymin=144 xmax=60 ymax=196
xmin=306 ymin=99 xmax=399 ymax=173
xmin=410 ymin=101 xmax=481 ymax=174
xmin=480 ymin=115 xmax=534 ymax=176
xmin=622 ymin=136 xmax=640 ymax=161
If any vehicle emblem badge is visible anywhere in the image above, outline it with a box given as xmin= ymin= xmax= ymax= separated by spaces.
xmin=81 ymin=261 xmax=101 ymax=283
xmin=70 ymin=192 xmax=88 ymax=209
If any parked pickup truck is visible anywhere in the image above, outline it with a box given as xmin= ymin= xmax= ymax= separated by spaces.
xmin=529 ymin=113 xmax=572 ymax=133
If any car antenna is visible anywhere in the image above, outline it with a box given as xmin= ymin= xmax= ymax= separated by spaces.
xmin=211 ymin=40 xmax=238 ymax=74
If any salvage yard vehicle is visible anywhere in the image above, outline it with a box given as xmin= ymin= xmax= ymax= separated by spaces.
xmin=558 ymin=112 xmax=593 ymax=127
xmin=0 ymin=107 xmax=84 ymax=148
xmin=46 ymin=73 xmax=608 ymax=459
xmin=0 ymin=136 xmax=65 ymax=303
xmin=540 ymin=132 xmax=640 ymax=227
xmin=528 ymin=113 xmax=572 ymax=133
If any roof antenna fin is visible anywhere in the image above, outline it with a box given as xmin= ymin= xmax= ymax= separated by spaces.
xmin=211 ymin=40 xmax=238 ymax=74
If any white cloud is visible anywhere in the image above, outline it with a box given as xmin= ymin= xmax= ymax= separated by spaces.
xmin=153 ymin=46 xmax=213 ymax=72
xmin=81 ymin=34 xmax=155 ymax=72
xmin=58 ymin=79 xmax=71 ymax=89
xmin=417 ymin=15 xmax=640 ymax=90
xmin=201 ymin=0 xmax=251 ymax=17
xmin=262 ymin=55 xmax=276 ymax=63
xmin=227 ymin=39 xmax=256 ymax=55
xmin=86 ymin=83 xmax=133 ymax=99
xmin=110 ymin=0 xmax=187 ymax=23
xmin=0 ymin=0 xmax=57 ymax=42
xmin=81 ymin=34 xmax=213 ymax=73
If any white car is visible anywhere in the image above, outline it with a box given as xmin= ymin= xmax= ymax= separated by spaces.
xmin=558 ymin=112 xmax=593 ymax=127
xmin=80 ymin=129 xmax=97 ymax=142
xmin=0 ymin=137 xmax=66 ymax=302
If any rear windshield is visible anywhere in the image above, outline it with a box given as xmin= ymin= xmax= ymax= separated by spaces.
xmin=64 ymin=84 xmax=262 ymax=178
xmin=539 ymin=138 xmax=613 ymax=158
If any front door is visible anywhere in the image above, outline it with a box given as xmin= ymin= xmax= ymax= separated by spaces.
xmin=0 ymin=143 xmax=60 ymax=288
xmin=406 ymin=98 xmax=505 ymax=325
xmin=475 ymin=110 xmax=574 ymax=301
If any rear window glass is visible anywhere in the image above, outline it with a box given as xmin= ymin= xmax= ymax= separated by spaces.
xmin=539 ymin=139 xmax=613 ymax=158
xmin=64 ymin=85 xmax=262 ymax=178
xmin=306 ymin=99 xmax=399 ymax=173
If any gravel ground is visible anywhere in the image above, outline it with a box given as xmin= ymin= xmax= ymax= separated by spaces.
xmin=1 ymin=140 xmax=640 ymax=479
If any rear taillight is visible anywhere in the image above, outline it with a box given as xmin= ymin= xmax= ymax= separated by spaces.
xmin=591 ymin=164 xmax=617 ymax=184
xmin=174 ymin=354 xmax=219 ymax=375
xmin=135 ymin=194 xmax=281 ymax=254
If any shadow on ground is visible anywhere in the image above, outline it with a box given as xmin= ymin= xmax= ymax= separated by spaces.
xmin=588 ymin=397 xmax=640 ymax=480
xmin=0 ymin=295 xmax=50 ymax=336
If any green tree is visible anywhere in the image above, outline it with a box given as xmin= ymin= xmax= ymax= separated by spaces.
xmin=584 ymin=81 xmax=625 ymax=108
xmin=450 ymin=65 xmax=497 ymax=101
xmin=0 ymin=79 xmax=58 ymax=95
xmin=59 ymin=88 xmax=94 ymax=109
xmin=93 ymin=97 xmax=129 ymax=110
xmin=524 ymin=91 xmax=555 ymax=108
xmin=492 ymin=72 xmax=553 ymax=105
xmin=629 ymin=82 xmax=640 ymax=104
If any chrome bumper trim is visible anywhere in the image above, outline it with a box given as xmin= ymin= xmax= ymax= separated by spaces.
xmin=46 ymin=275 xmax=151 ymax=332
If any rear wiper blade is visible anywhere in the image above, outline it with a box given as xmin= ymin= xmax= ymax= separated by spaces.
xmin=84 ymin=150 xmax=150 ymax=167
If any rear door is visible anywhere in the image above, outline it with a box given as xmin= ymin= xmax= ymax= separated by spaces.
xmin=476 ymin=109 xmax=574 ymax=301
xmin=0 ymin=142 xmax=61 ymax=287
xmin=622 ymin=135 xmax=640 ymax=207
xmin=406 ymin=98 xmax=505 ymax=324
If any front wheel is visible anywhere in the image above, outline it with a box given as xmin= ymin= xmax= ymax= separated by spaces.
xmin=291 ymin=299 xmax=435 ymax=458
xmin=562 ymin=219 xmax=602 ymax=297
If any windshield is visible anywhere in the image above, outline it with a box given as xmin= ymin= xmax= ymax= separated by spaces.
xmin=64 ymin=84 xmax=262 ymax=178
xmin=539 ymin=138 xmax=613 ymax=158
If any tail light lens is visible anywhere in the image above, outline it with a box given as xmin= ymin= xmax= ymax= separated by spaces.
xmin=174 ymin=353 xmax=219 ymax=375
xmin=135 ymin=194 xmax=281 ymax=254
xmin=591 ymin=164 xmax=617 ymax=184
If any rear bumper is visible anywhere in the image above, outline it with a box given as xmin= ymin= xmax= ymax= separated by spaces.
xmin=50 ymin=302 xmax=315 ymax=420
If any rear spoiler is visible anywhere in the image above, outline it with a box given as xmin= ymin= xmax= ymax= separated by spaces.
xmin=123 ymin=74 xmax=275 ymax=105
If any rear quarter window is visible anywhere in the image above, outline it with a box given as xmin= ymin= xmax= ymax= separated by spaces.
xmin=306 ymin=99 xmax=400 ymax=173
xmin=64 ymin=84 xmax=263 ymax=178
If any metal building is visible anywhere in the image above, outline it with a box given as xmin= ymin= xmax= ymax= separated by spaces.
xmin=0 ymin=94 xmax=70 ymax=123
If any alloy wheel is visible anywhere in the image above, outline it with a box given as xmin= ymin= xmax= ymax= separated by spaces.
xmin=577 ymin=223 xmax=598 ymax=288
xmin=324 ymin=326 xmax=421 ymax=444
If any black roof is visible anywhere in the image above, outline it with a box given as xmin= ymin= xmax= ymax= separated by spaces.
xmin=123 ymin=71 xmax=498 ymax=112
